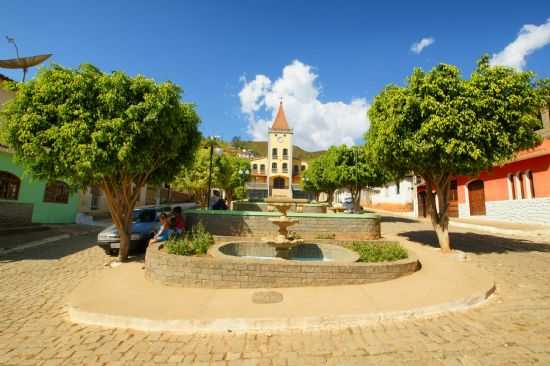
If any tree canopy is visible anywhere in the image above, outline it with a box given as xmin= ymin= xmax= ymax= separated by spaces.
xmin=1 ymin=64 xmax=202 ymax=259
xmin=366 ymin=56 xmax=542 ymax=251
xmin=172 ymin=144 xmax=250 ymax=206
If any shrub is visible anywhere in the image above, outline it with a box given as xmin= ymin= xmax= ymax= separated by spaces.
xmin=165 ymin=222 xmax=214 ymax=256
xmin=349 ymin=241 xmax=408 ymax=262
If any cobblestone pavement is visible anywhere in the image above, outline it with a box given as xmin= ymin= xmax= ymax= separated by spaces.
xmin=1 ymin=216 xmax=550 ymax=365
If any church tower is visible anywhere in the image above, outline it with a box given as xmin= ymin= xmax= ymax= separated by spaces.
xmin=267 ymin=102 xmax=293 ymax=198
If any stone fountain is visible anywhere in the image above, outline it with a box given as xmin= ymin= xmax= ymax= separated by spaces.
xmin=263 ymin=197 xmax=304 ymax=259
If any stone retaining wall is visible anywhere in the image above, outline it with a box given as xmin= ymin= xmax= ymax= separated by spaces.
xmin=184 ymin=210 xmax=381 ymax=240
xmin=458 ymin=198 xmax=550 ymax=224
xmin=145 ymin=243 xmax=419 ymax=288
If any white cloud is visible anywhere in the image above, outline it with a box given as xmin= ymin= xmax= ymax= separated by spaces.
xmin=410 ymin=37 xmax=435 ymax=54
xmin=490 ymin=18 xmax=550 ymax=70
xmin=238 ymin=60 xmax=369 ymax=151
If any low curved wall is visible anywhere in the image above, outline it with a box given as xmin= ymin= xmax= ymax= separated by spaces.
xmin=184 ymin=209 xmax=381 ymax=240
xmin=145 ymin=243 xmax=419 ymax=288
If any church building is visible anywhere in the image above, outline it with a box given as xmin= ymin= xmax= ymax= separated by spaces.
xmin=246 ymin=102 xmax=309 ymax=199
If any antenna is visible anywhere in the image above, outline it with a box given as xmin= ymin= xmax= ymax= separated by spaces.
xmin=0 ymin=36 xmax=52 ymax=82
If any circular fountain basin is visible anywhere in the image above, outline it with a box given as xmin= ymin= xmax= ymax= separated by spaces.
xmin=210 ymin=241 xmax=359 ymax=263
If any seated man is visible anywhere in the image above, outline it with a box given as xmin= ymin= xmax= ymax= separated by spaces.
xmin=148 ymin=213 xmax=175 ymax=245
xmin=171 ymin=206 xmax=186 ymax=233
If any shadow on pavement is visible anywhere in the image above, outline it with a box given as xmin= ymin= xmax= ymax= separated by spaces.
xmin=0 ymin=234 xmax=102 ymax=263
xmin=399 ymin=230 xmax=550 ymax=254
xmin=381 ymin=216 xmax=418 ymax=224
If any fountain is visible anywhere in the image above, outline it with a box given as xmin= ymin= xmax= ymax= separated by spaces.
xmin=263 ymin=200 xmax=303 ymax=259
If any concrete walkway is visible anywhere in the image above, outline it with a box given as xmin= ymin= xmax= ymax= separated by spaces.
xmin=368 ymin=207 xmax=550 ymax=240
xmin=66 ymin=236 xmax=495 ymax=333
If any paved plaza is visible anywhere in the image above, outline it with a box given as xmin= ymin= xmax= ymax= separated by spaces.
xmin=1 ymin=215 xmax=550 ymax=365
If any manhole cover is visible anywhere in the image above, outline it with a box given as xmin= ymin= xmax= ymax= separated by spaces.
xmin=252 ymin=291 xmax=284 ymax=304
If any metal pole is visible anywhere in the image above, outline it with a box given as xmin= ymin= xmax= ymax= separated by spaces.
xmin=207 ymin=143 xmax=214 ymax=209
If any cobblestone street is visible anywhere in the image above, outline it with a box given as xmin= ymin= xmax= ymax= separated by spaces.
xmin=1 ymin=216 xmax=550 ymax=365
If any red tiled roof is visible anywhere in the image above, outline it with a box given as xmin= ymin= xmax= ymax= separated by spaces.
xmin=271 ymin=102 xmax=290 ymax=130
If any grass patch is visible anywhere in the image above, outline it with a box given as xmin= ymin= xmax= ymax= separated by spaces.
xmin=165 ymin=222 xmax=214 ymax=256
xmin=348 ymin=241 xmax=408 ymax=262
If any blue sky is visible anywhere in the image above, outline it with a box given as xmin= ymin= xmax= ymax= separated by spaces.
xmin=2 ymin=0 xmax=549 ymax=150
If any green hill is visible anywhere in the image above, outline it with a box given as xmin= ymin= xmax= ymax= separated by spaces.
xmin=235 ymin=140 xmax=324 ymax=161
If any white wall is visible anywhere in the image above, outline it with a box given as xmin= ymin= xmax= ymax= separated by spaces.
xmin=368 ymin=177 xmax=414 ymax=205
xmin=459 ymin=198 xmax=550 ymax=224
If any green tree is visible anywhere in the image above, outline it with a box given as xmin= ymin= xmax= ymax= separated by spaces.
xmin=332 ymin=145 xmax=388 ymax=211
xmin=216 ymin=153 xmax=251 ymax=203
xmin=173 ymin=145 xmax=250 ymax=206
xmin=302 ymin=148 xmax=339 ymax=204
xmin=1 ymin=64 xmax=201 ymax=260
xmin=172 ymin=147 xmax=214 ymax=207
xmin=366 ymin=57 xmax=541 ymax=252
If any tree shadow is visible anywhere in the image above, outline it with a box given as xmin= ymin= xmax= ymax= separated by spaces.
xmin=381 ymin=215 xmax=418 ymax=224
xmin=0 ymin=234 xmax=106 ymax=263
xmin=399 ymin=230 xmax=550 ymax=254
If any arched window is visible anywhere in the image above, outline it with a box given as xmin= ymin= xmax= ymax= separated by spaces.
xmin=272 ymin=162 xmax=277 ymax=173
xmin=273 ymin=177 xmax=285 ymax=189
xmin=283 ymin=148 xmax=288 ymax=159
xmin=282 ymin=163 xmax=288 ymax=173
xmin=44 ymin=181 xmax=69 ymax=204
xmin=272 ymin=148 xmax=278 ymax=158
xmin=260 ymin=164 xmax=265 ymax=174
xmin=252 ymin=164 xmax=258 ymax=173
xmin=0 ymin=171 xmax=21 ymax=200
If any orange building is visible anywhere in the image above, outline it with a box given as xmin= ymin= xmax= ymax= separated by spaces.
xmin=416 ymin=109 xmax=550 ymax=224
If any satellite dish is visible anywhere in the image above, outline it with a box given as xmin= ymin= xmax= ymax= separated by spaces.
xmin=0 ymin=37 xmax=52 ymax=81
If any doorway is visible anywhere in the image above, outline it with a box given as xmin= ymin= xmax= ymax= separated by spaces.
xmin=468 ymin=180 xmax=486 ymax=216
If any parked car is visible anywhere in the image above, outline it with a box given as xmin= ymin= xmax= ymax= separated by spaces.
xmin=97 ymin=206 xmax=171 ymax=255
xmin=341 ymin=194 xmax=353 ymax=213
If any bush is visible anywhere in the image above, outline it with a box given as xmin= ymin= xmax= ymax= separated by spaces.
xmin=165 ymin=222 xmax=214 ymax=256
xmin=349 ymin=241 xmax=408 ymax=262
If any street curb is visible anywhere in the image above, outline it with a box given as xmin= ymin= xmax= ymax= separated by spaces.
xmin=0 ymin=229 xmax=98 ymax=256
xmin=65 ymin=283 xmax=495 ymax=334
xmin=448 ymin=221 xmax=548 ymax=239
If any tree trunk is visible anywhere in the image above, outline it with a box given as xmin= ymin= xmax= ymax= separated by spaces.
xmin=351 ymin=187 xmax=362 ymax=212
xmin=327 ymin=190 xmax=335 ymax=207
xmin=425 ymin=176 xmax=452 ymax=253
xmin=101 ymin=180 xmax=143 ymax=261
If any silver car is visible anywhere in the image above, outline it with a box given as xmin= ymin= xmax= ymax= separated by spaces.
xmin=97 ymin=206 xmax=170 ymax=255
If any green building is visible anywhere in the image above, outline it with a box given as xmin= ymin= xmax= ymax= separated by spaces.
xmin=0 ymin=146 xmax=80 ymax=225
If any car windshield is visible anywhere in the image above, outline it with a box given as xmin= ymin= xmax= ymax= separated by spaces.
xmin=132 ymin=210 xmax=156 ymax=223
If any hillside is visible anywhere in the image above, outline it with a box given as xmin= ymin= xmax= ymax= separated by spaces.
xmin=235 ymin=140 xmax=324 ymax=161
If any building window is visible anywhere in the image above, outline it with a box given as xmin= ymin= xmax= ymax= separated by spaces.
xmin=43 ymin=181 xmax=69 ymax=204
xmin=260 ymin=164 xmax=265 ymax=174
xmin=283 ymin=148 xmax=288 ymax=159
xmin=252 ymin=164 xmax=258 ymax=173
xmin=301 ymin=165 xmax=306 ymax=171
xmin=272 ymin=162 xmax=277 ymax=173
xmin=0 ymin=171 xmax=20 ymax=200
xmin=395 ymin=181 xmax=400 ymax=195
xmin=293 ymin=165 xmax=299 ymax=175
xmin=282 ymin=163 xmax=288 ymax=173
xmin=508 ymin=174 xmax=516 ymax=200
xmin=272 ymin=148 xmax=278 ymax=159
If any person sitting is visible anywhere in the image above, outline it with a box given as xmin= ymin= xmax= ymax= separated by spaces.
xmin=172 ymin=206 xmax=186 ymax=233
xmin=212 ymin=197 xmax=228 ymax=210
xmin=148 ymin=213 xmax=175 ymax=245
xmin=209 ymin=190 xmax=222 ymax=209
